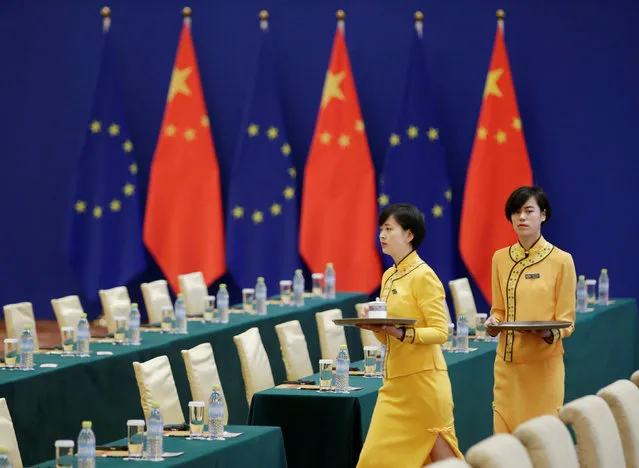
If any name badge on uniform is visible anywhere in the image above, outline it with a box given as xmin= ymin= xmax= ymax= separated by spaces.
xmin=525 ymin=273 xmax=540 ymax=279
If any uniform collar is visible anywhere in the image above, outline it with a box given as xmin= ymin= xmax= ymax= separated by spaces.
xmin=394 ymin=250 xmax=421 ymax=273
xmin=512 ymin=235 xmax=547 ymax=258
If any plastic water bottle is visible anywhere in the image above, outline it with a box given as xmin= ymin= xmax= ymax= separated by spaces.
xmin=456 ymin=312 xmax=469 ymax=352
xmin=208 ymin=385 xmax=226 ymax=440
xmin=77 ymin=421 xmax=96 ymax=468
xmin=77 ymin=313 xmax=91 ymax=357
xmin=324 ymin=263 xmax=336 ymax=299
xmin=175 ymin=293 xmax=188 ymax=334
xmin=19 ymin=324 xmax=34 ymax=370
xmin=146 ymin=403 xmax=164 ymax=461
xmin=0 ymin=447 xmax=12 ymax=468
xmin=217 ymin=284 xmax=230 ymax=324
xmin=577 ymin=275 xmax=588 ymax=312
xmin=335 ymin=344 xmax=350 ymax=393
xmin=255 ymin=277 xmax=267 ymax=315
xmin=293 ymin=269 xmax=305 ymax=306
xmin=128 ymin=303 xmax=141 ymax=345
xmin=598 ymin=269 xmax=609 ymax=306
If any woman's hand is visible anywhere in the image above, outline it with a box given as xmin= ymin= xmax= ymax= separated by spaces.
xmin=520 ymin=330 xmax=552 ymax=340
xmin=484 ymin=315 xmax=499 ymax=329
xmin=356 ymin=324 xmax=403 ymax=340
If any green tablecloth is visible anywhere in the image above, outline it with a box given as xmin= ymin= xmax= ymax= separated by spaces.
xmin=0 ymin=292 xmax=367 ymax=466
xmin=31 ymin=425 xmax=287 ymax=468
xmin=248 ymin=299 xmax=638 ymax=468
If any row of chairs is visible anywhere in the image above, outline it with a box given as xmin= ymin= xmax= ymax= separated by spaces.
xmin=432 ymin=371 xmax=639 ymax=468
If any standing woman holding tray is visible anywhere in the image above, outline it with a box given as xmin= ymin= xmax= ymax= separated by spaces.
xmin=356 ymin=203 xmax=463 ymax=466
xmin=485 ymin=186 xmax=577 ymax=433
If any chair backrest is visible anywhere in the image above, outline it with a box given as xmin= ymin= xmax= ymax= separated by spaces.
xmin=98 ymin=286 xmax=131 ymax=334
xmin=315 ymin=308 xmax=347 ymax=360
xmin=275 ymin=320 xmax=314 ymax=381
xmin=132 ymin=355 xmax=185 ymax=425
xmin=354 ymin=303 xmax=382 ymax=348
xmin=513 ymin=415 xmax=580 ymax=468
xmin=631 ymin=370 xmax=639 ymax=388
xmin=233 ymin=327 xmax=275 ymax=405
xmin=597 ymin=379 xmax=639 ymax=468
xmin=141 ymin=280 xmax=173 ymax=324
xmin=559 ymin=394 xmax=625 ymax=468
xmin=448 ymin=277 xmax=478 ymax=328
xmin=181 ymin=343 xmax=228 ymax=425
xmin=51 ymin=295 xmax=84 ymax=331
xmin=429 ymin=460 xmax=472 ymax=468
xmin=3 ymin=302 xmax=39 ymax=352
xmin=466 ymin=433 xmax=534 ymax=468
xmin=0 ymin=398 xmax=22 ymax=468
xmin=178 ymin=272 xmax=207 ymax=317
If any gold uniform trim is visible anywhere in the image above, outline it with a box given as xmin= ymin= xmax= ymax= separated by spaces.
xmin=504 ymin=242 xmax=554 ymax=362
xmin=380 ymin=261 xmax=425 ymax=302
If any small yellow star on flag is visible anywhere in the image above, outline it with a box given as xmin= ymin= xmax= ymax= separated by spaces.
xmin=90 ymin=121 xmax=101 ymax=133
xmin=232 ymin=206 xmax=244 ymax=219
xmin=270 ymin=203 xmax=282 ymax=216
xmin=477 ymin=127 xmax=488 ymax=140
xmin=320 ymin=132 xmax=332 ymax=145
xmin=338 ymin=134 xmax=351 ymax=148
xmin=355 ymin=120 xmax=365 ymax=132
xmin=201 ymin=115 xmax=210 ymax=127
xmin=283 ymin=187 xmax=295 ymax=200
xmin=281 ymin=143 xmax=291 ymax=156
xmin=93 ymin=206 xmax=103 ymax=219
xmin=267 ymin=127 xmax=279 ymax=140
xmin=495 ymin=130 xmax=507 ymax=145
xmin=123 ymin=183 xmax=135 ymax=197
xmin=165 ymin=124 xmax=177 ymax=137
xmin=389 ymin=134 xmax=400 ymax=146
xmin=432 ymin=204 xmax=443 ymax=218
xmin=378 ymin=194 xmax=389 ymax=206
xmin=427 ymin=127 xmax=439 ymax=141
xmin=247 ymin=124 xmax=259 ymax=137
xmin=183 ymin=129 xmax=196 ymax=142
xmin=75 ymin=201 xmax=87 ymax=213
xmin=109 ymin=199 xmax=121 ymax=212
xmin=108 ymin=124 xmax=120 ymax=136
xmin=407 ymin=126 xmax=419 ymax=139
xmin=252 ymin=210 xmax=264 ymax=224
xmin=512 ymin=117 xmax=522 ymax=131
xmin=122 ymin=140 xmax=133 ymax=152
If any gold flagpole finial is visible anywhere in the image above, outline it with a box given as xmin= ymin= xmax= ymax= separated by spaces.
xmin=336 ymin=10 xmax=346 ymax=21
xmin=182 ymin=6 xmax=192 ymax=18
xmin=414 ymin=11 xmax=424 ymax=22
xmin=496 ymin=9 xmax=506 ymax=20
xmin=100 ymin=6 xmax=111 ymax=18
xmin=259 ymin=10 xmax=269 ymax=21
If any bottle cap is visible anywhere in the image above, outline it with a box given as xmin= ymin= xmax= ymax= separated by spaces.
xmin=220 ymin=284 xmax=227 ymax=289
xmin=295 ymin=269 xmax=302 ymax=274
xmin=211 ymin=384 xmax=221 ymax=390
xmin=82 ymin=421 xmax=92 ymax=428
xmin=339 ymin=344 xmax=347 ymax=349
xmin=24 ymin=324 xmax=31 ymax=330
xmin=327 ymin=262 xmax=333 ymax=267
xmin=152 ymin=402 xmax=160 ymax=408
xmin=601 ymin=268 xmax=608 ymax=274
xmin=257 ymin=276 xmax=264 ymax=282
xmin=579 ymin=275 xmax=585 ymax=280
xmin=131 ymin=303 xmax=138 ymax=308
xmin=0 ymin=447 xmax=8 ymax=454
xmin=178 ymin=293 xmax=184 ymax=297
xmin=81 ymin=313 xmax=87 ymax=318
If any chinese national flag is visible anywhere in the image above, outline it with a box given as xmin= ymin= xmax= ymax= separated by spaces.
xmin=143 ymin=18 xmax=225 ymax=292
xmin=299 ymin=21 xmax=382 ymax=293
xmin=459 ymin=17 xmax=532 ymax=303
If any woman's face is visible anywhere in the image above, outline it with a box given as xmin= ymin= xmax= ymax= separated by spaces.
xmin=379 ymin=215 xmax=413 ymax=257
xmin=510 ymin=196 xmax=546 ymax=237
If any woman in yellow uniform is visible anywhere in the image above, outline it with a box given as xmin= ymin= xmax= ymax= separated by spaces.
xmin=485 ymin=186 xmax=577 ymax=434
xmin=356 ymin=203 xmax=463 ymax=467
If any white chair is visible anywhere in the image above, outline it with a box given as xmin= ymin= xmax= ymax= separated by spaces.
xmin=513 ymin=415 xmax=579 ymax=468
xmin=315 ymin=308 xmax=347 ymax=360
xmin=51 ymin=295 xmax=84 ymax=330
xmin=597 ymin=379 xmax=639 ymax=468
xmin=141 ymin=280 xmax=173 ymax=324
xmin=132 ymin=355 xmax=185 ymax=424
xmin=98 ymin=286 xmax=131 ymax=334
xmin=178 ymin=272 xmax=208 ymax=317
xmin=428 ymin=460 xmax=471 ymax=468
xmin=631 ymin=370 xmax=639 ymax=388
xmin=354 ymin=303 xmax=382 ymax=348
xmin=559 ymin=394 xmax=625 ymax=468
xmin=3 ymin=302 xmax=39 ymax=352
xmin=275 ymin=320 xmax=313 ymax=381
xmin=233 ymin=327 xmax=275 ymax=405
xmin=466 ymin=433 xmax=534 ymax=468
xmin=181 ymin=343 xmax=228 ymax=424
xmin=0 ymin=398 xmax=22 ymax=468
xmin=448 ymin=278 xmax=479 ymax=329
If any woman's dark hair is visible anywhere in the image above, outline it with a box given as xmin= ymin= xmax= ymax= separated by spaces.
xmin=378 ymin=203 xmax=426 ymax=250
xmin=505 ymin=186 xmax=552 ymax=224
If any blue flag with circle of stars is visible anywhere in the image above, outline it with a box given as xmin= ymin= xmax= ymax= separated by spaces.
xmin=68 ymin=24 xmax=146 ymax=301
xmin=378 ymin=27 xmax=454 ymax=285
xmin=225 ymin=20 xmax=300 ymax=289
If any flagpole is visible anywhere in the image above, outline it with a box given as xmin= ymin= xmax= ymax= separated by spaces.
xmin=414 ymin=11 xmax=423 ymax=38
xmin=497 ymin=9 xmax=505 ymax=35
xmin=259 ymin=9 xmax=269 ymax=31
xmin=336 ymin=9 xmax=345 ymax=33
xmin=101 ymin=6 xmax=111 ymax=33
xmin=182 ymin=6 xmax=192 ymax=27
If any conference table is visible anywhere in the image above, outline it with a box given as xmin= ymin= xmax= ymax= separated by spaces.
xmin=248 ymin=299 xmax=639 ymax=468
xmin=0 ymin=292 xmax=367 ymax=466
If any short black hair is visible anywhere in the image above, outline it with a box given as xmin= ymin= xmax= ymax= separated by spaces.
xmin=505 ymin=186 xmax=552 ymax=223
xmin=378 ymin=203 xmax=426 ymax=250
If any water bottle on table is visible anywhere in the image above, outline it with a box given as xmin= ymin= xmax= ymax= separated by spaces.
xmin=128 ymin=303 xmax=141 ymax=345
xmin=335 ymin=344 xmax=350 ymax=393
xmin=0 ymin=447 xmax=12 ymax=468
xmin=208 ymin=385 xmax=226 ymax=440
xmin=76 ymin=314 xmax=91 ymax=357
xmin=217 ymin=284 xmax=230 ymax=324
xmin=324 ymin=262 xmax=336 ymax=299
xmin=598 ymin=268 xmax=609 ymax=306
xmin=77 ymin=421 xmax=96 ymax=468
xmin=19 ymin=324 xmax=34 ymax=371
xmin=456 ymin=312 xmax=469 ymax=353
xmin=577 ymin=275 xmax=588 ymax=312
xmin=175 ymin=293 xmax=188 ymax=334
xmin=146 ymin=403 xmax=164 ymax=461
xmin=293 ymin=269 xmax=305 ymax=306
xmin=255 ymin=277 xmax=267 ymax=315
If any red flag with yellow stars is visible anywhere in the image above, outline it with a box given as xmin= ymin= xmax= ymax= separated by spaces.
xmin=299 ymin=11 xmax=382 ymax=293
xmin=459 ymin=11 xmax=533 ymax=302
xmin=143 ymin=9 xmax=225 ymax=292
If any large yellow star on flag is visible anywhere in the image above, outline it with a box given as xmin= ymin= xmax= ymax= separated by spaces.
xmin=232 ymin=206 xmax=244 ymax=219
xmin=432 ymin=204 xmax=443 ymax=218
xmin=270 ymin=203 xmax=282 ymax=216
xmin=168 ymin=67 xmax=192 ymax=102
xmin=321 ymin=71 xmax=345 ymax=108
xmin=378 ymin=194 xmax=389 ymax=206
xmin=252 ymin=210 xmax=264 ymax=224
xmin=483 ymin=68 xmax=504 ymax=100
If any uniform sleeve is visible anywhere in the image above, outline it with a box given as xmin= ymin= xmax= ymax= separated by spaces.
xmin=400 ymin=268 xmax=448 ymax=345
xmin=487 ymin=252 xmax=505 ymax=337
xmin=547 ymin=253 xmax=577 ymax=343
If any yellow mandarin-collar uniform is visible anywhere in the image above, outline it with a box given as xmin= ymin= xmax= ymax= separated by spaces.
xmin=374 ymin=250 xmax=449 ymax=378
xmin=490 ymin=236 xmax=577 ymax=363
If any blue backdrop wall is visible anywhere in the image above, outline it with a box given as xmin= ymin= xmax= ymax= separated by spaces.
xmin=1 ymin=0 xmax=638 ymax=319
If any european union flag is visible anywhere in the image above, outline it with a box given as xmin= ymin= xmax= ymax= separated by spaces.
xmin=226 ymin=18 xmax=300 ymax=289
xmin=378 ymin=25 xmax=454 ymax=286
xmin=68 ymin=23 xmax=146 ymax=302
